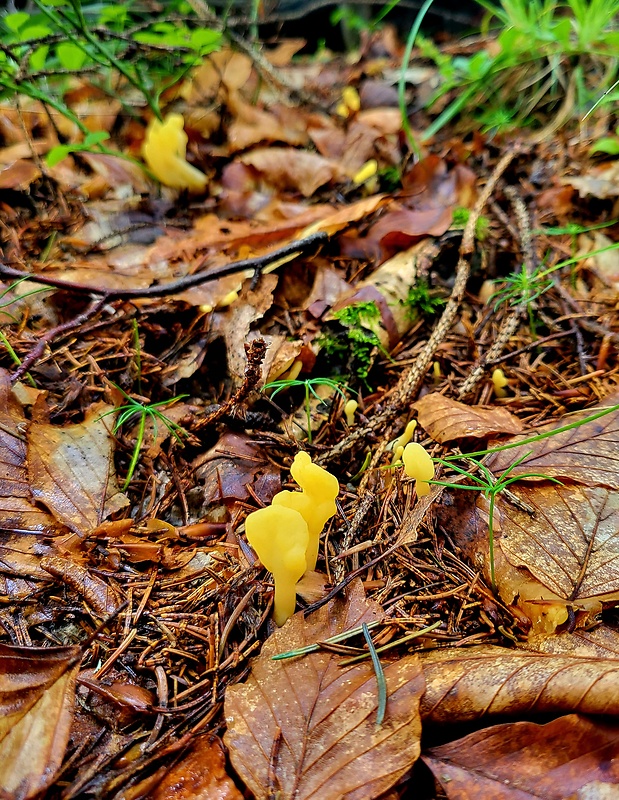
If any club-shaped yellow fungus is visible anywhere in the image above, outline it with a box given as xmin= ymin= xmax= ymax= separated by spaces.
xmin=245 ymin=505 xmax=309 ymax=626
xmin=143 ymin=113 xmax=207 ymax=192
xmin=492 ymin=368 xmax=509 ymax=398
xmin=272 ymin=451 xmax=339 ymax=572
xmin=344 ymin=399 xmax=358 ymax=426
xmin=402 ymin=442 xmax=435 ymax=497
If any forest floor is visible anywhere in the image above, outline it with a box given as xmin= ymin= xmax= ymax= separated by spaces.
xmin=1 ymin=9 xmax=619 ymax=800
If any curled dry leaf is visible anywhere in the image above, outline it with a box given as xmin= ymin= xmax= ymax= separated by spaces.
xmin=0 ymin=643 xmax=80 ymax=800
xmin=40 ymin=556 xmax=121 ymax=617
xmin=224 ymin=580 xmax=424 ymax=800
xmin=412 ymin=392 xmax=523 ymax=443
xmin=419 ymin=645 xmax=619 ymax=725
xmin=423 ymin=714 xmax=619 ymax=800
xmin=27 ymin=402 xmax=128 ymax=535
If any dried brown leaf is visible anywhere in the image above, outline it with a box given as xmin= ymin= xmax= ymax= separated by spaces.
xmin=0 ymin=370 xmax=58 ymax=533
xmin=423 ymin=714 xmax=619 ymax=800
xmin=487 ymin=391 xmax=619 ymax=488
xmin=147 ymin=736 xmax=242 ymax=800
xmin=0 ymin=643 xmax=79 ymax=800
xmin=525 ymin=625 xmax=619 ymax=658
xmin=40 ymin=556 xmax=121 ymax=617
xmin=27 ymin=403 xmax=128 ymax=535
xmin=239 ymin=148 xmax=345 ymax=197
xmin=224 ymin=581 xmax=424 ymax=800
xmin=419 ymin=645 xmax=619 ymax=725
xmin=497 ymin=482 xmax=619 ymax=601
xmin=413 ymin=392 xmax=523 ymax=443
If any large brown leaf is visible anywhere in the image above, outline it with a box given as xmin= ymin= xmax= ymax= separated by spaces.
xmin=487 ymin=391 xmax=619 ymax=487
xmin=27 ymin=403 xmax=128 ymax=535
xmin=224 ymin=581 xmax=424 ymax=800
xmin=419 ymin=645 xmax=619 ymax=725
xmin=0 ymin=643 xmax=80 ymax=800
xmin=413 ymin=392 xmax=523 ymax=443
xmin=0 ymin=371 xmax=57 ymax=533
xmin=497 ymin=482 xmax=619 ymax=601
xmin=423 ymin=714 xmax=619 ymax=799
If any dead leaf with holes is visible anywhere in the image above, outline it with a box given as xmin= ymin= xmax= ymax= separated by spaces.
xmin=413 ymin=392 xmax=523 ymax=443
xmin=419 ymin=644 xmax=619 ymax=725
xmin=0 ymin=643 xmax=80 ymax=800
xmin=224 ymin=580 xmax=424 ymax=800
xmin=422 ymin=714 xmax=619 ymax=800
xmin=27 ymin=402 xmax=128 ymax=536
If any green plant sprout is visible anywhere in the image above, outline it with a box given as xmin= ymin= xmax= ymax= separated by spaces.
xmin=428 ymin=399 xmax=619 ymax=590
xmin=451 ymin=207 xmax=490 ymax=241
xmin=431 ymin=452 xmax=561 ymax=590
xmin=404 ymin=279 xmax=445 ymax=317
xmin=102 ymin=389 xmax=189 ymax=490
xmin=263 ymin=377 xmax=349 ymax=444
xmin=0 ymin=276 xmax=52 ymax=324
xmin=319 ymin=301 xmax=390 ymax=386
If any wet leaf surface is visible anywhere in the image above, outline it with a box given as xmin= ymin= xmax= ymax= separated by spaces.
xmin=224 ymin=581 xmax=424 ymax=800
xmin=0 ymin=643 xmax=79 ymax=800
xmin=423 ymin=714 xmax=619 ymax=800
xmin=413 ymin=392 xmax=524 ymax=443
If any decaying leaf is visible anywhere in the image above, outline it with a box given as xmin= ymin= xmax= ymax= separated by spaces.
xmin=423 ymin=714 xmax=619 ymax=800
xmin=239 ymin=148 xmax=346 ymax=197
xmin=27 ymin=403 xmax=128 ymax=535
xmin=146 ymin=736 xmax=242 ymax=800
xmin=224 ymin=580 xmax=424 ymax=800
xmin=40 ymin=556 xmax=121 ymax=617
xmin=0 ymin=643 xmax=80 ymax=800
xmin=419 ymin=645 xmax=619 ymax=725
xmin=486 ymin=391 xmax=619 ymax=487
xmin=0 ymin=370 xmax=58 ymax=533
xmin=413 ymin=392 xmax=523 ymax=443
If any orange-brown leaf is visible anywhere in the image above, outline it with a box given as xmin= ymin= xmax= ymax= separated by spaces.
xmin=27 ymin=403 xmax=128 ymax=535
xmin=422 ymin=714 xmax=619 ymax=799
xmin=224 ymin=581 xmax=424 ymax=800
xmin=420 ymin=645 xmax=619 ymax=725
xmin=413 ymin=392 xmax=523 ymax=443
xmin=0 ymin=643 xmax=79 ymax=800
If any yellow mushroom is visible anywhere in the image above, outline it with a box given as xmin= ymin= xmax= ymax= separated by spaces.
xmin=272 ymin=451 xmax=339 ymax=571
xmin=143 ymin=113 xmax=207 ymax=192
xmin=245 ymin=505 xmax=309 ymax=626
xmin=402 ymin=442 xmax=435 ymax=497
xmin=492 ymin=368 xmax=509 ymax=398
xmin=344 ymin=399 xmax=358 ymax=426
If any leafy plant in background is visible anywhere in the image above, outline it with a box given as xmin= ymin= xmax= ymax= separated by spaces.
xmin=404 ymin=279 xmax=445 ymax=317
xmin=414 ymin=0 xmax=619 ymax=138
xmin=0 ymin=0 xmax=221 ymax=165
xmin=263 ymin=377 xmax=349 ymax=444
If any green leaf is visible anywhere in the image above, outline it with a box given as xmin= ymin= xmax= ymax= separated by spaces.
xmin=590 ymin=137 xmax=619 ymax=155
xmin=3 ymin=12 xmax=30 ymax=33
xmin=29 ymin=45 xmax=49 ymax=71
xmin=56 ymin=42 xmax=87 ymax=70
xmin=20 ymin=24 xmax=52 ymax=41
xmin=45 ymin=145 xmax=72 ymax=167
xmin=190 ymin=28 xmax=222 ymax=53
xmin=83 ymin=131 xmax=110 ymax=147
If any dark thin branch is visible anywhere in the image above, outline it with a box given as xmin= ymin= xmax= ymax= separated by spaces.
xmin=0 ymin=232 xmax=328 ymax=301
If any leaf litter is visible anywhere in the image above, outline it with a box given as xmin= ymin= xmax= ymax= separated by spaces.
xmin=0 ymin=9 xmax=619 ymax=800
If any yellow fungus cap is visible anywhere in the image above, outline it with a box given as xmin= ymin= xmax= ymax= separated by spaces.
xmin=245 ymin=505 xmax=309 ymax=626
xmin=492 ymin=368 xmax=509 ymax=398
xmin=344 ymin=399 xmax=358 ymax=426
xmin=272 ymin=451 xmax=339 ymax=572
xmin=352 ymin=159 xmax=378 ymax=185
xmin=402 ymin=442 xmax=435 ymax=497
xmin=143 ymin=113 xmax=207 ymax=192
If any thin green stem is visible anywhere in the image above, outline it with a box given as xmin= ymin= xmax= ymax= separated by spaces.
xmin=399 ymin=0 xmax=435 ymax=157
xmin=123 ymin=412 xmax=146 ymax=490
xmin=0 ymin=331 xmax=35 ymax=387
xmin=362 ymin=622 xmax=387 ymax=726
xmin=271 ymin=620 xmax=382 ymax=660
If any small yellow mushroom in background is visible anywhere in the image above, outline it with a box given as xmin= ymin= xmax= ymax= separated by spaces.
xmin=492 ymin=367 xmax=509 ymax=398
xmin=143 ymin=113 xmax=208 ymax=192
xmin=344 ymin=399 xmax=358 ymax=426
xmin=245 ymin=505 xmax=309 ymax=626
xmin=402 ymin=442 xmax=435 ymax=497
xmin=336 ymin=85 xmax=361 ymax=117
xmin=391 ymin=419 xmax=417 ymax=452
xmin=272 ymin=451 xmax=339 ymax=572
